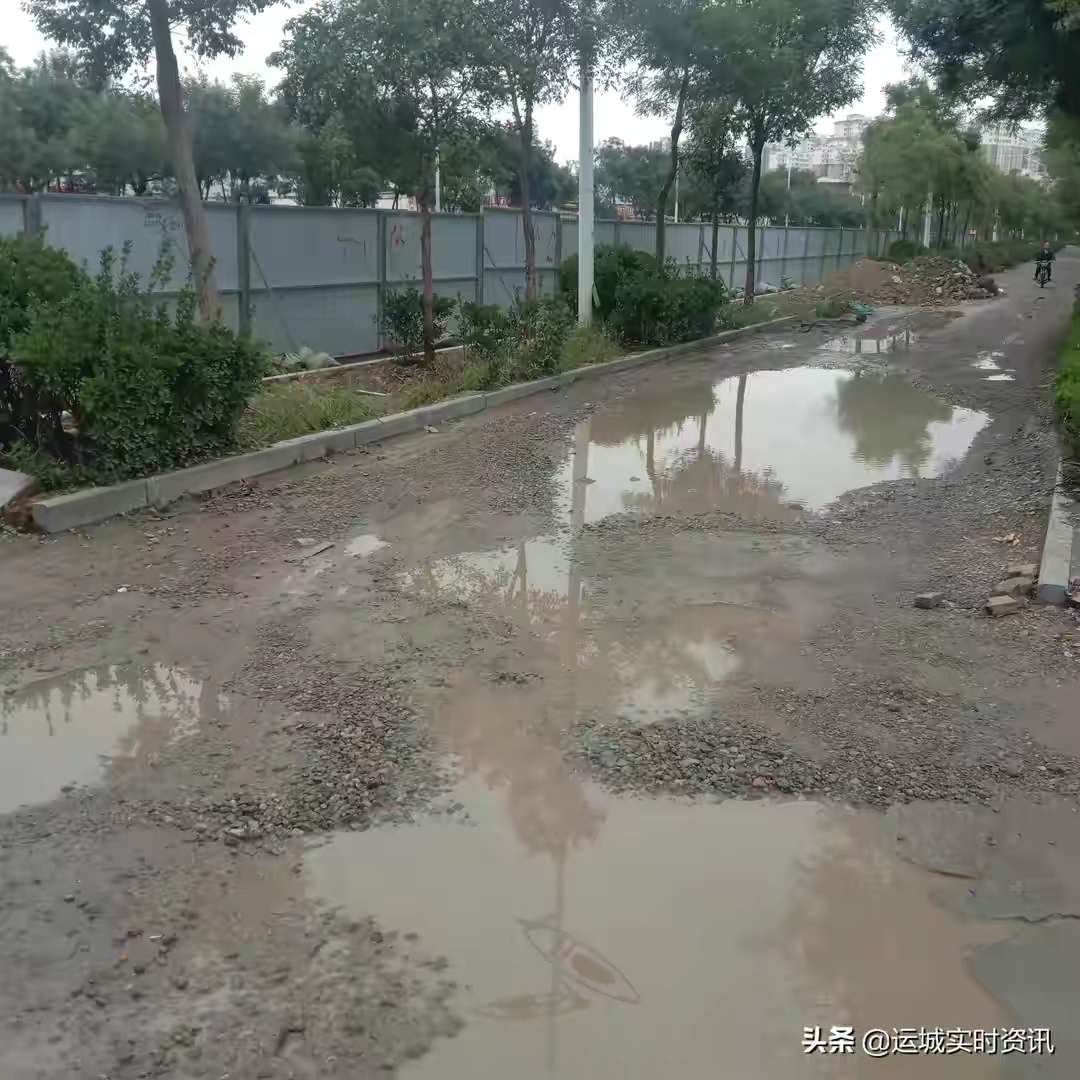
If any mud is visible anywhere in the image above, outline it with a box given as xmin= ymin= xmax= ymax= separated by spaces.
xmin=2 ymin=253 xmax=1080 ymax=1078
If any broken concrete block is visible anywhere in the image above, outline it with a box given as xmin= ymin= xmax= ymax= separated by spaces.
xmin=986 ymin=595 xmax=1021 ymax=617
xmin=1006 ymin=562 xmax=1038 ymax=579
xmin=991 ymin=576 xmax=1034 ymax=598
xmin=914 ymin=592 xmax=944 ymax=609
xmin=0 ymin=468 xmax=36 ymax=510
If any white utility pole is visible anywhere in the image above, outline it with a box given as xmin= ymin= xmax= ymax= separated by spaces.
xmin=577 ymin=57 xmax=594 ymax=326
xmin=784 ymin=157 xmax=792 ymax=228
xmin=922 ymin=191 xmax=933 ymax=248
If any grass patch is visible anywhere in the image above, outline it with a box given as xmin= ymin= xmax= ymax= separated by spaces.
xmin=238 ymin=382 xmax=383 ymax=448
xmin=559 ymin=325 xmax=622 ymax=371
xmin=1057 ymin=301 xmax=1080 ymax=458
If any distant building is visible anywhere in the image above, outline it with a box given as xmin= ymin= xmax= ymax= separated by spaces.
xmin=977 ymin=124 xmax=1046 ymax=180
xmin=763 ymin=114 xmax=869 ymax=182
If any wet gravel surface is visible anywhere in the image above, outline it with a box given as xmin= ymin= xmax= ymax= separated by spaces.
xmin=2 ymin=254 xmax=1080 ymax=1078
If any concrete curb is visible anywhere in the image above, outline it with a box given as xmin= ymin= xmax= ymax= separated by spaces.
xmin=29 ymin=316 xmax=795 ymax=533
xmin=1037 ymin=460 xmax=1077 ymax=604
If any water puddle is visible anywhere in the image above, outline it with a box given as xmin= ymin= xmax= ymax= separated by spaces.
xmin=820 ymin=329 xmax=918 ymax=353
xmin=401 ymin=532 xmax=835 ymax=724
xmin=0 ymin=664 xmax=214 ymax=814
xmin=306 ymin=778 xmax=1009 ymax=1080
xmin=345 ymin=533 xmax=388 ymax=557
xmin=972 ymin=352 xmax=1016 ymax=382
xmin=560 ymin=367 xmax=986 ymax=518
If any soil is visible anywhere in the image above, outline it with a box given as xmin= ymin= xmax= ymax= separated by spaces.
xmin=2 ymin=253 xmax=1080 ymax=1079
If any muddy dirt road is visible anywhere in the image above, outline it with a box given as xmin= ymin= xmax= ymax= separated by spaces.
xmin=3 ymin=253 xmax=1080 ymax=1079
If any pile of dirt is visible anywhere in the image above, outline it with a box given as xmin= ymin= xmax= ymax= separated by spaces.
xmin=799 ymin=256 xmax=998 ymax=308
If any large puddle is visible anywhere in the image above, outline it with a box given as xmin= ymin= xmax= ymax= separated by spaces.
xmin=307 ymin=777 xmax=1010 ymax=1080
xmin=0 ymin=664 xmax=213 ymax=814
xmin=557 ymin=367 xmax=986 ymax=518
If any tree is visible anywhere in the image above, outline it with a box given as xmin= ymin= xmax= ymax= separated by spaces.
xmin=888 ymin=0 xmax=1080 ymax=122
xmin=703 ymin=0 xmax=876 ymax=303
xmin=594 ymin=138 xmax=669 ymax=220
xmin=26 ymin=0 xmax=283 ymax=322
xmin=613 ymin=0 xmax=717 ymax=264
xmin=277 ymin=0 xmax=490 ymax=364
xmin=480 ymin=0 xmax=579 ymax=298
xmin=682 ymin=102 xmax=746 ymax=277
xmin=0 ymin=50 xmax=88 ymax=192
xmin=71 ymin=90 xmax=165 ymax=195
xmin=186 ymin=75 xmax=296 ymax=200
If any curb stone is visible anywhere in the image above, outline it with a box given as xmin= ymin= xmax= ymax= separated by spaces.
xmin=1036 ymin=461 xmax=1077 ymax=605
xmin=28 ymin=316 xmax=795 ymax=533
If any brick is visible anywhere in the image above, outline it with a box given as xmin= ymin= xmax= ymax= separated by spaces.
xmin=986 ymin=595 xmax=1021 ymax=617
xmin=913 ymin=592 xmax=944 ymax=609
xmin=31 ymin=480 xmax=148 ymax=532
xmin=1006 ymin=562 xmax=1038 ymax=579
xmin=991 ymin=576 xmax=1034 ymax=598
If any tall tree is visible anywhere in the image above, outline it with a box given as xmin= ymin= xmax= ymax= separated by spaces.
xmin=613 ymin=0 xmax=716 ymax=264
xmin=277 ymin=0 xmax=490 ymax=364
xmin=889 ymin=0 xmax=1080 ymax=122
xmin=594 ymin=137 xmax=670 ymax=220
xmin=26 ymin=0 xmax=283 ymax=321
xmin=682 ymin=101 xmax=746 ymax=277
xmin=703 ymin=0 xmax=876 ymax=304
xmin=480 ymin=0 xmax=579 ymax=298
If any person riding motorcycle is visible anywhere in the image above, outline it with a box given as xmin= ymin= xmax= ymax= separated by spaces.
xmin=1034 ymin=242 xmax=1055 ymax=282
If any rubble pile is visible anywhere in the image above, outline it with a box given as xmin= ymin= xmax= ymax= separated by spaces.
xmin=863 ymin=256 xmax=998 ymax=306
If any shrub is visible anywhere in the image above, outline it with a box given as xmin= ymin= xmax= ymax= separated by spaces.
xmin=1 ymin=234 xmax=87 ymax=454
xmin=609 ymin=267 xmax=728 ymax=346
xmin=8 ymin=243 xmax=268 ymax=483
xmin=887 ymin=239 xmax=927 ymax=262
xmin=560 ymin=324 xmax=621 ymax=371
xmin=381 ymin=288 xmax=456 ymax=364
xmin=238 ymin=382 xmax=380 ymax=448
xmin=458 ymin=301 xmax=511 ymax=366
xmin=1057 ymin=302 xmax=1080 ymax=458
xmin=559 ymin=244 xmax=658 ymax=321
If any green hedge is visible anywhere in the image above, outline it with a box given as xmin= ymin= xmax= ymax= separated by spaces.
xmin=1057 ymin=301 xmax=1080 ymax=458
xmin=1 ymin=236 xmax=268 ymax=489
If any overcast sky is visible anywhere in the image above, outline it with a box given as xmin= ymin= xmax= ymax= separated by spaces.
xmin=6 ymin=4 xmax=910 ymax=162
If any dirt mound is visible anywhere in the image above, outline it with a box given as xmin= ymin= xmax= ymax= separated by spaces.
xmin=791 ymin=256 xmax=997 ymax=310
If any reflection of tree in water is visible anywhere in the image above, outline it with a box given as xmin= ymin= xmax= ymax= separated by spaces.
xmin=587 ymin=382 xmax=718 ymax=448
xmin=833 ymin=374 xmax=952 ymax=474
xmin=0 ymin=663 xmax=213 ymax=773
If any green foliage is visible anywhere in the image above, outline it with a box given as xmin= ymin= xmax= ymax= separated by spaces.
xmin=559 ymin=244 xmax=659 ymax=320
xmin=594 ymin=138 xmax=670 ymax=219
xmin=5 ymin=243 xmax=268 ymax=484
xmin=815 ymin=298 xmax=850 ymax=319
xmin=1057 ymin=303 xmax=1080 ymax=458
xmin=610 ymin=266 xmax=729 ymax=345
xmin=0 ymin=234 xmax=85 ymax=351
xmin=459 ymin=301 xmax=511 ymax=365
xmin=382 ymin=288 xmax=457 ymax=364
xmin=560 ymin=325 xmax=621 ymax=371
xmin=887 ymin=238 xmax=928 ymax=262
xmin=888 ymin=0 xmax=1080 ymax=122
xmin=238 ymin=382 xmax=380 ymax=448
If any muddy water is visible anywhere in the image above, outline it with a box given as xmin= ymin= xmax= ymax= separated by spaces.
xmin=307 ymin=779 xmax=1009 ymax=1080
xmin=557 ymin=367 xmax=986 ymax=518
xmin=0 ymin=664 xmax=211 ymax=813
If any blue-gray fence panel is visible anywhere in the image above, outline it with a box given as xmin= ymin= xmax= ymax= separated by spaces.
xmin=249 ymin=206 xmax=378 ymax=287
xmin=38 ymin=195 xmax=239 ymax=291
xmin=0 ymin=196 xmax=24 ymax=237
xmin=250 ymin=285 xmax=376 ymax=358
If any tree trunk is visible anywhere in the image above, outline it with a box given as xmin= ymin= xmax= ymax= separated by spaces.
xmin=519 ymin=112 xmax=537 ymax=301
xmin=148 ymin=0 xmax=220 ymax=323
xmin=655 ymin=69 xmax=691 ymax=268
xmin=710 ymin=198 xmax=720 ymax=280
xmin=419 ymin=195 xmax=436 ymax=366
xmin=734 ymin=373 xmax=746 ymax=474
xmin=743 ymin=138 xmax=764 ymax=307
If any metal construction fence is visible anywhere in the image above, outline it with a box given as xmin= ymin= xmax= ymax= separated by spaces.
xmin=0 ymin=193 xmax=900 ymax=358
